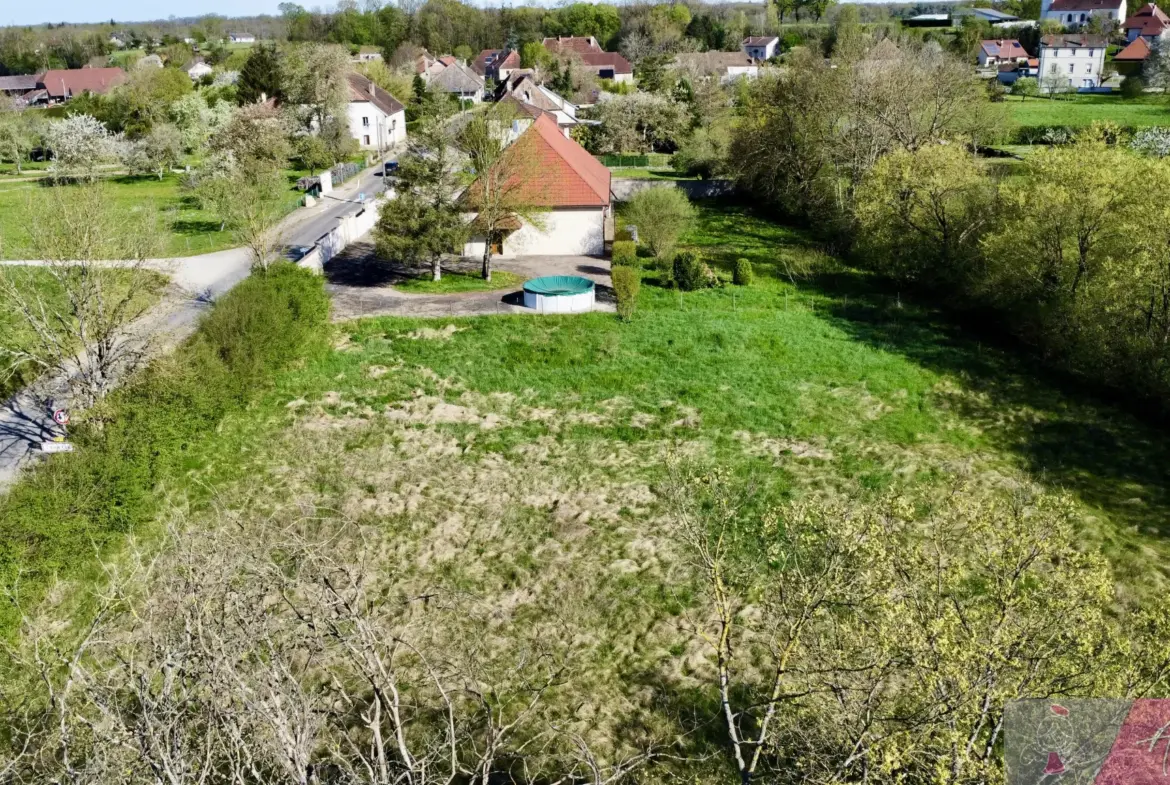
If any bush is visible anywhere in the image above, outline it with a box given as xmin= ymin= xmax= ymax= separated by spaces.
xmin=673 ymin=250 xmax=709 ymax=292
xmin=0 ymin=263 xmax=330 ymax=635
xmin=733 ymin=258 xmax=753 ymax=286
xmin=623 ymin=187 xmax=696 ymax=259
xmin=611 ymin=265 xmax=640 ymax=321
xmin=1121 ymin=75 xmax=1145 ymax=99
xmin=612 ymin=240 xmax=637 ymax=268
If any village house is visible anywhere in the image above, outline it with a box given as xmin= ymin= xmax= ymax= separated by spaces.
xmin=345 ymin=73 xmax=406 ymax=153
xmin=741 ymin=35 xmax=779 ymax=61
xmin=185 ymin=59 xmax=213 ymax=80
xmin=1038 ymin=34 xmax=1108 ymax=90
xmin=672 ymin=51 xmax=760 ymax=82
xmin=495 ymin=73 xmax=584 ymax=135
xmin=228 ymin=33 xmax=257 ymax=43
xmin=428 ymin=60 xmax=485 ymax=104
xmin=1114 ymin=5 xmax=1166 ymax=72
xmin=0 ymin=74 xmax=39 ymax=99
xmin=978 ymin=39 xmax=1030 ymax=67
xmin=463 ymin=113 xmax=612 ymax=258
xmin=542 ymin=36 xmax=633 ymax=83
xmin=22 ymin=67 xmax=126 ymax=105
xmin=472 ymin=49 xmax=521 ymax=82
xmin=1041 ymin=0 xmax=1127 ymax=27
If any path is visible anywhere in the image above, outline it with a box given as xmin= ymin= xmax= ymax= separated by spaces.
xmin=325 ymin=241 xmax=615 ymax=321
xmin=0 ymin=160 xmax=392 ymax=493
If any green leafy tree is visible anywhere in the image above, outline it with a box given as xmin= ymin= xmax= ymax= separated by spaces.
xmin=237 ymin=43 xmax=284 ymax=105
xmin=624 ymin=187 xmax=696 ymax=260
xmin=374 ymin=123 xmax=468 ymax=282
xmin=854 ymin=142 xmax=995 ymax=286
xmin=1011 ymin=75 xmax=1040 ymax=99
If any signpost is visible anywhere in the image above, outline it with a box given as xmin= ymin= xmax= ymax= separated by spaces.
xmin=41 ymin=442 xmax=74 ymax=454
xmin=53 ymin=409 xmax=69 ymax=426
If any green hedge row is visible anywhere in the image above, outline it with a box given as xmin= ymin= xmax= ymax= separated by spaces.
xmin=0 ymin=263 xmax=330 ymax=636
xmin=596 ymin=153 xmax=673 ymax=168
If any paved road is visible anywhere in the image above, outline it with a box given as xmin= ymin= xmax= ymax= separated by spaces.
xmin=0 ymin=159 xmax=392 ymax=494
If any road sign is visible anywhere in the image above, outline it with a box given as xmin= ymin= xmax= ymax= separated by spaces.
xmin=52 ymin=409 xmax=69 ymax=426
xmin=41 ymin=442 xmax=74 ymax=454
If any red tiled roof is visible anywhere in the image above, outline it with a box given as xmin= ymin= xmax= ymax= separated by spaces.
xmin=476 ymin=114 xmax=610 ymax=208
xmin=542 ymin=36 xmax=601 ymax=55
xmin=346 ymin=73 xmax=404 ymax=116
xmin=1048 ymin=0 xmax=1124 ymax=10
xmin=39 ymin=67 xmax=125 ymax=98
xmin=1123 ymin=3 xmax=1170 ymax=33
xmin=1115 ymin=35 xmax=1153 ymax=59
xmin=580 ymin=50 xmax=632 ymax=75
xmin=498 ymin=50 xmax=521 ymax=70
xmin=472 ymin=49 xmax=500 ymax=76
xmin=980 ymin=39 xmax=1028 ymax=59
xmin=742 ymin=36 xmax=779 ymax=45
xmin=438 ymin=55 xmax=457 ymax=66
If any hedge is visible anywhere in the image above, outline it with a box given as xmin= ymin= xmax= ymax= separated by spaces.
xmin=0 ymin=263 xmax=330 ymax=636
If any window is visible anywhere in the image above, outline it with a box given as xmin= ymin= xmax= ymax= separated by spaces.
xmin=1088 ymin=48 xmax=1095 ymax=56
xmin=1069 ymin=63 xmax=1075 ymax=73
xmin=1086 ymin=63 xmax=1092 ymax=72
xmin=362 ymin=135 xmax=370 ymax=145
xmin=362 ymin=116 xmax=369 ymax=127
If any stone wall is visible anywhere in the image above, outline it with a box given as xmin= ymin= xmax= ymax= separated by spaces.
xmin=610 ymin=178 xmax=735 ymax=202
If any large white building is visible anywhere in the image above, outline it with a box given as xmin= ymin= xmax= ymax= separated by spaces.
xmin=462 ymin=114 xmax=611 ymax=258
xmin=1041 ymin=0 xmax=1127 ymax=26
xmin=345 ymin=74 xmax=406 ymax=153
xmin=1037 ymin=34 xmax=1108 ymax=90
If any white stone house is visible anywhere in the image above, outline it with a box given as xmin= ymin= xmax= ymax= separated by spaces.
xmin=741 ymin=36 xmax=779 ymax=61
xmin=1041 ymin=0 xmax=1127 ymax=27
xmin=462 ymin=114 xmax=612 ymax=258
xmin=1037 ymin=34 xmax=1108 ymax=90
xmin=978 ymin=39 xmax=1030 ymax=67
xmin=228 ymin=33 xmax=256 ymax=43
xmin=345 ymin=73 xmax=407 ymax=153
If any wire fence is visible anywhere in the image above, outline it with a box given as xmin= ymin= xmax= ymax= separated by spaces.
xmin=330 ymin=161 xmax=363 ymax=186
xmin=594 ymin=153 xmax=673 ymax=168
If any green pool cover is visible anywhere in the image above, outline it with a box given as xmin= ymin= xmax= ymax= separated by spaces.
xmin=523 ymin=275 xmax=595 ymax=296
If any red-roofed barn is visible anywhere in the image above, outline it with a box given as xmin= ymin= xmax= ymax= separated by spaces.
xmin=463 ymin=114 xmax=612 ymax=257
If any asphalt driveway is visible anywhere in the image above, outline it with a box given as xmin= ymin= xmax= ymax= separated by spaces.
xmin=325 ymin=240 xmax=615 ymax=321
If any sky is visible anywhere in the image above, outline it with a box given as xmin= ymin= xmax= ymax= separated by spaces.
xmin=3 ymin=0 xmax=282 ymax=27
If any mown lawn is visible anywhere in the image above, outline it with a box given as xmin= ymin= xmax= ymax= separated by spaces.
xmin=1004 ymin=94 xmax=1170 ymax=128
xmin=609 ymin=168 xmax=698 ymax=180
xmin=394 ymin=269 xmax=524 ymax=293
xmin=0 ymin=172 xmax=308 ymax=259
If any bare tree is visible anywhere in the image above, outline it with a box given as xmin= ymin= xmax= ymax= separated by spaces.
xmin=222 ymin=165 xmax=289 ymax=271
xmin=0 ymin=515 xmax=663 ymax=785
xmin=457 ymin=112 xmax=549 ymax=282
xmin=0 ymin=184 xmax=162 ymax=408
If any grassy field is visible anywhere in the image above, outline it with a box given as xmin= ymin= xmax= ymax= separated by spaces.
xmin=0 ymin=266 xmax=167 ymax=401
xmin=0 ymin=172 xmax=308 ymax=259
xmin=5 ymin=199 xmax=1170 ymax=777
xmin=394 ymin=269 xmax=524 ymax=293
xmin=70 ymin=200 xmax=1168 ymax=612
xmin=609 ymin=168 xmax=698 ymax=180
xmin=1005 ymin=94 xmax=1170 ymax=128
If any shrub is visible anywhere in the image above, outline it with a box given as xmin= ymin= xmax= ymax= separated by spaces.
xmin=1121 ymin=75 xmax=1145 ymax=99
xmin=673 ymin=250 xmax=709 ymax=292
xmin=623 ymin=187 xmax=696 ymax=259
xmin=733 ymin=258 xmax=753 ymax=286
xmin=611 ymin=265 xmax=640 ymax=321
xmin=612 ymin=240 xmax=637 ymax=268
xmin=0 ymin=263 xmax=330 ymax=635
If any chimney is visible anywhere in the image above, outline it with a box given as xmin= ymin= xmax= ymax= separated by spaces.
xmin=368 ymin=78 xmax=375 ymax=96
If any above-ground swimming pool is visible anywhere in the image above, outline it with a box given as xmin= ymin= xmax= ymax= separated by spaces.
xmin=522 ymin=275 xmax=595 ymax=314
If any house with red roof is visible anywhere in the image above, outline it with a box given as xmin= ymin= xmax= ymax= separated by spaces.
xmin=542 ymin=37 xmax=633 ymax=83
xmin=472 ymin=49 xmax=521 ymax=82
xmin=978 ymin=39 xmax=1030 ymax=67
xmin=462 ymin=113 xmax=612 ymax=257
xmin=1041 ymin=0 xmax=1127 ymax=27
xmin=345 ymin=73 xmax=406 ymax=152
xmin=24 ymin=67 xmax=126 ymax=105
xmin=1123 ymin=2 xmax=1170 ymax=41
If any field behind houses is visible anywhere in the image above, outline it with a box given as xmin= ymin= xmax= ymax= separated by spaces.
xmin=1004 ymin=94 xmax=1170 ymax=130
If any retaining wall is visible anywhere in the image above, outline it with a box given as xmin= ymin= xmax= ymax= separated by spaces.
xmin=610 ymin=178 xmax=735 ymax=202
xmin=296 ymin=188 xmax=393 ymax=274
